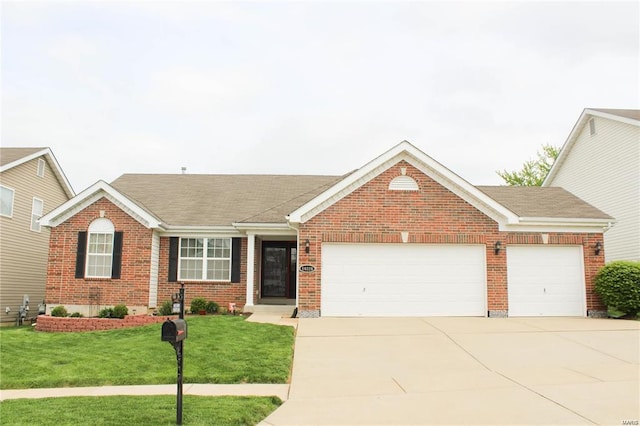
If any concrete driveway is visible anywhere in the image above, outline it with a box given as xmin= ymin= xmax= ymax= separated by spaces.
xmin=261 ymin=317 xmax=640 ymax=425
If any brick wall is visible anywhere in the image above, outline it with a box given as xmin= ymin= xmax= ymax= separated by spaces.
xmin=35 ymin=314 xmax=176 ymax=332
xmin=296 ymin=161 xmax=605 ymax=315
xmin=46 ymin=198 xmax=153 ymax=308
xmin=156 ymin=237 xmax=248 ymax=310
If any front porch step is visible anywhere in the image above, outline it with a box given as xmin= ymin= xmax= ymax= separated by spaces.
xmin=244 ymin=305 xmax=297 ymax=317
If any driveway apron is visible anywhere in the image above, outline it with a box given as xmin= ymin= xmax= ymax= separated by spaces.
xmin=261 ymin=317 xmax=640 ymax=425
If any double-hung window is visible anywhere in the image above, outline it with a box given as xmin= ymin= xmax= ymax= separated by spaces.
xmin=31 ymin=198 xmax=44 ymax=232
xmin=86 ymin=218 xmax=115 ymax=278
xmin=1 ymin=186 xmax=15 ymax=217
xmin=179 ymin=238 xmax=231 ymax=281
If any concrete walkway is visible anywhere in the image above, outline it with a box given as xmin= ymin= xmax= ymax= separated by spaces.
xmin=0 ymin=384 xmax=289 ymax=401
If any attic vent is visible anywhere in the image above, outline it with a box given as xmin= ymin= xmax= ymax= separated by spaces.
xmin=389 ymin=175 xmax=419 ymax=191
xmin=589 ymin=118 xmax=596 ymax=135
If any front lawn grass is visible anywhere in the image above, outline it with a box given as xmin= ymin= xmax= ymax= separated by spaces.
xmin=0 ymin=316 xmax=294 ymax=389
xmin=0 ymin=395 xmax=282 ymax=426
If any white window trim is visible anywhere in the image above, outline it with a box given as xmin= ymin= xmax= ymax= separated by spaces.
xmin=178 ymin=237 xmax=232 ymax=282
xmin=86 ymin=218 xmax=115 ymax=278
xmin=1 ymin=185 xmax=15 ymax=218
xmin=37 ymin=158 xmax=45 ymax=177
xmin=31 ymin=197 xmax=44 ymax=232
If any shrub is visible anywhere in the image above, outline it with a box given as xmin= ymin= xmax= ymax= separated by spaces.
xmin=112 ymin=304 xmax=128 ymax=319
xmin=158 ymin=300 xmax=173 ymax=316
xmin=70 ymin=312 xmax=83 ymax=318
xmin=50 ymin=306 xmax=68 ymax=317
xmin=594 ymin=261 xmax=640 ymax=316
xmin=205 ymin=301 xmax=219 ymax=314
xmin=190 ymin=297 xmax=207 ymax=314
xmin=98 ymin=307 xmax=114 ymax=318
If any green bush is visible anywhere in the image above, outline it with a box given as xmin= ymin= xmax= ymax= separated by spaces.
xmin=98 ymin=308 xmax=113 ymax=318
xmin=112 ymin=304 xmax=128 ymax=319
xmin=50 ymin=306 xmax=68 ymax=317
xmin=70 ymin=312 xmax=83 ymax=318
xmin=594 ymin=261 xmax=640 ymax=316
xmin=158 ymin=300 xmax=173 ymax=316
xmin=206 ymin=301 xmax=219 ymax=314
xmin=190 ymin=297 xmax=208 ymax=314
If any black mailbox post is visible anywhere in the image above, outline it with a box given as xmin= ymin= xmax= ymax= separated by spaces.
xmin=161 ymin=284 xmax=187 ymax=425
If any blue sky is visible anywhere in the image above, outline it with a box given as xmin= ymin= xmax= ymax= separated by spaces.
xmin=2 ymin=1 xmax=638 ymax=192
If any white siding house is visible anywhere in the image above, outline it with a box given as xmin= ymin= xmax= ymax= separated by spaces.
xmin=544 ymin=109 xmax=640 ymax=262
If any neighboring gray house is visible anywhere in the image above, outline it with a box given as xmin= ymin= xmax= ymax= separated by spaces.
xmin=543 ymin=108 xmax=640 ymax=262
xmin=0 ymin=148 xmax=74 ymax=326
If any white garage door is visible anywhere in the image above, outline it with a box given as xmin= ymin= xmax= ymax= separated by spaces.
xmin=321 ymin=244 xmax=486 ymax=317
xmin=507 ymin=246 xmax=585 ymax=316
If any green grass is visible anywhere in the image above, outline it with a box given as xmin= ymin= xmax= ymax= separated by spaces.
xmin=0 ymin=395 xmax=282 ymax=425
xmin=0 ymin=316 xmax=294 ymax=389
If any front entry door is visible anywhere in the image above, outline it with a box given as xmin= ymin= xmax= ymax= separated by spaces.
xmin=261 ymin=242 xmax=297 ymax=299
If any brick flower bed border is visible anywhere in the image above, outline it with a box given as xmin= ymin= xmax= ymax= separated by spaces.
xmin=35 ymin=315 xmax=178 ymax=332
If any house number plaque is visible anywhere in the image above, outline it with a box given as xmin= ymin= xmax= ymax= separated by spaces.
xmin=299 ymin=265 xmax=315 ymax=273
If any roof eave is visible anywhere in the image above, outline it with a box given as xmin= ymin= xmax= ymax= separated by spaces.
xmin=499 ymin=216 xmax=616 ymax=233
xmin=39 ymin=180 xmax=162 ymax=229
xmin=0 ymin=148 xmax=75 ymax=198
xmin=544 ymin=108 xmax=640 ymax=186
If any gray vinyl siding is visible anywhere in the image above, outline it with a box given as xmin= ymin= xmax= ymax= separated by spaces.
xmin=549 ymin=117 xmax=640 ymax=262
xmin=0 ymin=156 xmax=71 ymax=325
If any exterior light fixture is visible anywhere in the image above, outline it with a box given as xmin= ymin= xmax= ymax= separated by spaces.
xmin=595 ymin=241 xmax=602 ymax=255
xmin=494 ymin=241 xmax=502 ymax=255
xmin=305 ymin=239 xmax=310 ymax=254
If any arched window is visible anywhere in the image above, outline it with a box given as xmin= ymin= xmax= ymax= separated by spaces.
xmin=388 ymin=175 xmax=419 ymax=191
xmin=86 ymin=218 xmax=115 ymax=278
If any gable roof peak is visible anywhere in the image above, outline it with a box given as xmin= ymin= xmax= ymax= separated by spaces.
xmin=39 ymin=180 xmax=162 ymax=229
xmin=0 ymin=147 xmax=75 ymax=198
xmin=288 ymin=141 xmax=518 ymax=225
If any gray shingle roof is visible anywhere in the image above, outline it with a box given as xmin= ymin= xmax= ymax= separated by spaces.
xmin=0 ymin=147 xmax=46 ymax=167
xmin=110 ymin=173 xmax=613 ymax=227
xmin=589 ymin=109 xmax=640 ymax=122
xmin=111 ymin=174 xmax=344 ymax=226
xmin=477 ymin=186 xmax=613 ymax=220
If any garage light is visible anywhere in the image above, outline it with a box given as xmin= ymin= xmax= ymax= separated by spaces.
xmin=595 ymin=241 xmax=602 ymax=255
xmin=305 ymin=239 xmax=310 ymax=254
xmin=494 ymin=241 xmax=502 ymax=255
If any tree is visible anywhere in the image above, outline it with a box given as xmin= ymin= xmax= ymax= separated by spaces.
xmin=497 ymin=144 xmax=560 ymax=186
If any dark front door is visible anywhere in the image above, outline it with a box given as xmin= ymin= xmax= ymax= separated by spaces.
xmin=261 ymin=242 xmax=297 ymax=299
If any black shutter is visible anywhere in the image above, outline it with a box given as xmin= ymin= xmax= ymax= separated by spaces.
xmin=75 ymin=231 xmax=87 ymax=279
xmin=168 ymin=237 xmax=179 ymax=282
xmin=111 ymin=232 xmax=123 ymax=279
xmin=231 ymin=237 xmax=241 ymax=283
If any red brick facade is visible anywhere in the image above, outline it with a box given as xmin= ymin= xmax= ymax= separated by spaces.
xmin=45 ymin=198 xmax=248 ymax=314
xmin=156 ymin=236 xmax=247 ymax=310
xmin=44 ymin=160 xmax=605 ymax=318
xmin=295 ymin=161 xmax=606 ymax=316
xmin=46 ymin=198 xmax=154 ymax=310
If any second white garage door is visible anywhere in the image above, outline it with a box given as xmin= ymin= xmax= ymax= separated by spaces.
xmin=507 ymin=245 xmax=585 ymax=316
xmin=321 ymin=244 xmax=486 ymax=317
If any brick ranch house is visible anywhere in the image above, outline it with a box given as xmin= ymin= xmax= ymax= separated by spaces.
xmin=40 ymin=142 xmax=613 ymax=318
